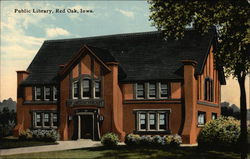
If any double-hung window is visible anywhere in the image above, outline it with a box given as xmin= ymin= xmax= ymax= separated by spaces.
xmin=136 ymin=83 xmax=145 ymax=99
xmin=73 ymin=81 xmax=79 ymax=99
xmin=82 ymin=79 xmax=91 ymax=98
xmin=94 ymin=81 xmax=101 ymax=98
xmin=53 ymin=87 xmax=58 ymax=100
xmin=136 ymin=110 xmax=170 ymax=131
xmin=44 ymin=87 xmax=51 ymax=100
xmin=198 ymin=111 xmax=206 ymax=126
xmin=149 ymin=113 xmax=156 ymax=130
xmin=35 ymin=87 xmax=42 ymax=100
xmin=160 ymin=83 xmax=168 ymax=98
xmin=139 ymin=113 xmax=146 ymax=130
xmin=149 ymin=83 xmax=156 ymax=98
xmin=33 ymin=112 xmax=57 ymax=128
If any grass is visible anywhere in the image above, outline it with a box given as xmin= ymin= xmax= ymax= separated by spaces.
xmin=0 ymin=138 xmax=58 ymax=149
xmin=1 ymin=145 xmax=242 ymax=159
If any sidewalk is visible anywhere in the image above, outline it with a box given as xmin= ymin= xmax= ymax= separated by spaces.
xmin=0 ymin=140 xmax=102 ymax=156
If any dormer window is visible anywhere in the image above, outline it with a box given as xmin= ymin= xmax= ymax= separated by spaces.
xmin=149 ymin=83 xmax=156 ymax=98
xmin=82 ymin=79 xmax=91 ymax=98
xmin=73 ymin=81 xmax=79 ymax=99
xmin=44 ymin=87 xmax=51 ymax=101
xmin=35 ymin=87 xmax=42 ymax=100
xmin=204 ymin=77 xmax=213 ymax=102
xmin=160 ymin=83 xmax=169 ymax=98
xmin=136 ymin=83 xmax=145 ymax=99
xmin=53 ymin=86 xmax=58 ymax=100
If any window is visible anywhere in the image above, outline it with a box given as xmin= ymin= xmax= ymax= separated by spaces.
xmin=52 ymin=113 xmax=58 ymax=127
xmin=136 ymin=83 xmax=145 ymax=98
xmin=36 ymin=113 xmax=42 ymax=127
xmin=53 ymin=87 xmax=58 ymax=100
xmin=44 ymin=113 xmax=50 ymax=127
xmin=149 ymin=83 xmax=156 ymax=98
xmin=212 ymin=113 xmax=217 ymax=120
xmin=33 ymin=112 xmax=57 ymax=128
xmin=94 ymin=81 xmax=101 ymax=98
xmin=136 ymin=110 xmax=170 ymax=131
xmin=159 ymin=113 xmax=167 ymax=130
xmin=82 ymin=79 xmax=91 ymax=98
xmin=139 ymin=113 xmax=146 ymax=130
xmin=204 ymin=78 xmax=213 ymax=102
xmin=160 ymin=83 xmax=168 ymax=98
xmin=149 ymin=113 xmax=156 ymax=130
xmin=73 ymin=81 xmax=79 ymax=99
xmin=198 ymin=111 xmax=206 ymax=126
xmin=35 ymin=87 xmax=42 ymax=100
xmin=44 ymin=87 xmax=51 ymax=100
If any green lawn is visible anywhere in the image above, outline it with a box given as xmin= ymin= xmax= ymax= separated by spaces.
xmin=1 ymin=145 xmax=241 ymax=159
xmin=0 ymin=138 xmax=58 ymax=149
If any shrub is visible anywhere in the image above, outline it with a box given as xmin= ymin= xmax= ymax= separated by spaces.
xmin=125 ymin=134 xmax=141 ymax=145
xmin=101 ymin=133 xmax=119 ymax=146
xmin=140 ymin=135 xmax=153 ymax=145
xmin=125 ymin=133 xmax=182 ymax=147
xmin=31 ymin=129 xmax=59 ymax=142
xmin=19 ymin=129 xmax=59 ymax=142
xmin=19 ymin=129 xmax=32 ymax=141
xmin=197 ymin=116 xmax=240 ymax=150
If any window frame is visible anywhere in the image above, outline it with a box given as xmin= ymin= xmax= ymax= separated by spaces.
xmin=82 ymin=79 xmax=91 ymax=99
xmin=204 ymin=77 xmax=214 ymax=102
xmin=33 ymin=111 xmax=58 ymax=129
xmin=136 ymin=83 xmax=145 ymax=99
xmin=34 ymin=86 xmax=42 ymax=101
xmin=198 ymin=111 xmax=206 ymax=126
xmin=136 ymin=109 xmax=170 ymax=132
xmin=148 ymin=83 xmax=157 ymax=99
xmin=53 ymin=86 xmax=58 ymax=101
xmin=94 ymin=80 xmax=101 ymax=98
xmin=44 ymin=86 xmax=51 ymax=101
xmin=72 ymin=80 xmax=79 ymax=99
xmin=212 ymin=112 xmax=217 ymax=120
xmin=160 ymin=83 xmax=169 ymax=99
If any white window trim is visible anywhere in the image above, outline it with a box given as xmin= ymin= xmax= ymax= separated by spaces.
xmin=44 ymin=86 xmax=51 ymax=101
xmin=136 ymin=83 xmax=145 ymax=99
xmin=159 ymin=83 xmax=169 ymax=99
xmin=81 ymin=79 xmax=91 ymax=99
xmin=34 ymin=112 xmax=58 ymax=129
xmin=34 ymin=87 xmax=42 ymax=101
xmin=53 ymin=86 xmax=57 ymax=101
xmin=136 ymin=109 xmax=170 ymax=131
xmin=198 ymin=111 xmax=206 ymax=126
xmin=72 ymin=81 xmax=79 ymax=99
xmin=94 ymin=80 xmax=101 ymax=99
xmin=148 ymin=83 xmax=157 ymax=99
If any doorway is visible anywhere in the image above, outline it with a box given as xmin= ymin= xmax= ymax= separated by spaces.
xmin=81 ymin=114 xmax=93 ymax=139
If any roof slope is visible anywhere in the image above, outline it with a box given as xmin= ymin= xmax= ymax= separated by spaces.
xmin=21 ymin=29 xmax=216 ymax=85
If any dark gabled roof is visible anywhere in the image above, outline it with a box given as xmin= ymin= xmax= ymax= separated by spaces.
xmin=21 ymin=28 xmax=221 ymax=85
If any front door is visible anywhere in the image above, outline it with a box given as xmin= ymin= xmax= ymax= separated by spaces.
xmin=81 ymin=114 xmax=93 ymax=139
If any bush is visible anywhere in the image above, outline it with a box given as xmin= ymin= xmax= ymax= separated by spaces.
xmin=19 ymin=129 xmax=59 ymax=142
xmin=197 ymin=116 xmax=240 ymax=150
xmin=101 ymin=133 xmax=119 ymax=146
xmin=125 ymin=133 xmax=182 ymax=147
xmin=125 ymin=134 xmax=141 ymax=145
xmin=19 ymin=129 xmax=32 ymax=141
xmin=164 ymin=134 xmax=182 ymax=147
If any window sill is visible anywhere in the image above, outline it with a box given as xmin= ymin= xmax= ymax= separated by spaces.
xmin=23 ymin=101 xmax=57 ymax=105
xmin=197 ymin=101 xmax=218 ymax=107
xmin=67 ymin=99 xmax=104 ymax=107
xmin=133 ymin=130 xmax=171 ymax=135
xmin=197 ymin=124 xmax=205 ymax=128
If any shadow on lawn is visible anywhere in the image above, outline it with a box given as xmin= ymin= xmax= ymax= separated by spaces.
xmin=76 ymin=146 xmax=240 ymax=159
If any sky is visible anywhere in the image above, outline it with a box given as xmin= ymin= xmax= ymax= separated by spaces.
xmin=0 ymin=1 xmax=249 ymax=108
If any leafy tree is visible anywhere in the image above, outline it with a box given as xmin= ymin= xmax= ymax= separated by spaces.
xmin=148 ymin=0 xmax=249 ymax=158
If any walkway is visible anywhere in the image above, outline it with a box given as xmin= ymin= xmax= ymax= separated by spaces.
xmin=0 ymin=140 xmax=102 ymax=156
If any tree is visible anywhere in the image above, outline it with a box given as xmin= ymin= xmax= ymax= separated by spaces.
xmin=148 ymin=0 xmax=249 ymax=158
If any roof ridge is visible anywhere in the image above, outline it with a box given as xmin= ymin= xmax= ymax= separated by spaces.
xmin=44 ymin=30 xmax=160 ymax=43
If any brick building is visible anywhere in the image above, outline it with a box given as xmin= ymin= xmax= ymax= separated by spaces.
xmin=14 ymin=29 xmax=226 ymax=144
